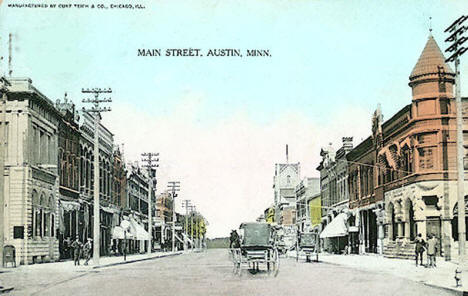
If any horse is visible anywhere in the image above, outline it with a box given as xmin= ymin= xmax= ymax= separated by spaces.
xmin=229 ymin=230 xmax=240 ymax=248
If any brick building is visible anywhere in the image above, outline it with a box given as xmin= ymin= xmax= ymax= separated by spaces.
xmin=55 ymin=93 xmax=81 ymax=260
xmin=347 ymin=34 xmax=468 ymax=260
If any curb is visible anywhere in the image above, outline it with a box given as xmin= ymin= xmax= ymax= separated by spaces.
xmin=422 ymin=282 xmax=467 ymax=296
xmin=92 ymin=252 xmax=183 ymax=269
xmin=0 ymin=286 xmax=14 ymax=294
xmin=316 ymin=258 xmax=468 ymax=295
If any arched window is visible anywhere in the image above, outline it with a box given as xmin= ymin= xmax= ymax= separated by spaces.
xmin=32 ymin=190 xmax=40 ymax=238
xmin=32 ymin=192 xmax=55 ymax=238
xmin=49 ymin=194 xmax=55 ymax=238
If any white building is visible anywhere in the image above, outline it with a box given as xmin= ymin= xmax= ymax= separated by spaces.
xmin=2 ymin=78 xmax=61 ymax=264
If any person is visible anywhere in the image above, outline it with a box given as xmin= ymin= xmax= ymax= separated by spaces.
xmin=70 ymin=236 xmax=82 ymax=266
xmin=414 ymin=233 xmax=426 ymax=267
xmin=83 ymin=238 xmax=92 ymax=266
xmin=426 ymin=235 xmax=438 ymax=268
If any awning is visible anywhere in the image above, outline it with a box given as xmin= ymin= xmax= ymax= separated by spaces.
xmin=348 ymin=226 xmax=359 ymax=232
xmin=60 ymin=200 xmax=81 ymax=212
xmin=101 ymin=206 xmax=120 ymax=214
xmin=129 ymin=219 xmax=150 ymax=240
xmin=111 ymin=226 xmax=135 ymax=240
xmin=320 ymin=213 xmax=348 ymax=238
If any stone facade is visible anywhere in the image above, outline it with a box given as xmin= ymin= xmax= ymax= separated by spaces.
xmin=3 ymin=78 xmax=61 ymax=265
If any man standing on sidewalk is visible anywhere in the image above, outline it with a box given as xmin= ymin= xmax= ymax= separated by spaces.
xmin=83 ymin=238 xmax=92 ymax=266
xmin=426 ymin=235 xmax=438 ymax=268
xmin=71 ymin=236 xmax=82 ymax=266
xmin=414 ymin=233 xmax=426 ymax=267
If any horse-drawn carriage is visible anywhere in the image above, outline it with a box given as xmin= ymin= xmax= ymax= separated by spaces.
xmin=296 ymin=232 xmax=318 ymax=262
xmin=229 ymin=222 xmax=279 ymax=276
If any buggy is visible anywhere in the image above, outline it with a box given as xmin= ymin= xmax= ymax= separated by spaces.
xmin=296 ymin=232 xmax=318 ymax=262
xmin=230 ymin=222 xmax=279 ymax=276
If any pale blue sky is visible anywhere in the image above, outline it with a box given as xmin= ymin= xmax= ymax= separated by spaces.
xmin=1 ymin=0 xmax=466 ymax=237
xmin=1 ymin=1 xmax=466 ymax=124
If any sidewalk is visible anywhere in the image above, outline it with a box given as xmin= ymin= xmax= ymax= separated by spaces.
xmin=0 ymin=251 xmax=184 ymax=294
xmin=313 ymin=253 xmax=466 ymax=295
xmin=1 ymin=250 xmax=183 ymax=273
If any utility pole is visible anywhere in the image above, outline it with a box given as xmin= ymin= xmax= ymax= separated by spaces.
xmin=0 ymin=75 xmax=10 ymax=267
xmin=189 ymin=205 xmax=195 ymax=251
xmin=445 ymin=16 xmax=468 ymax=269
xmin=141 ymin=152 xmax=159 ymax=256
xmin=182 ymin=199 xmax=191 ymax=250
xmin=167 ymin=181 xmax=180 ymax=252
xmin=82 ymin=87 xmax=112 ymax=266
xmin=8 ymin=33 xmax=12 ymax=77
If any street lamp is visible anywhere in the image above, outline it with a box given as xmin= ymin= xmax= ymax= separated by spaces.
xmin=120 ymin=219 xmax=130 ymax=261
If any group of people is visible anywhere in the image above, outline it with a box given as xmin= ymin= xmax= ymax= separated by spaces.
xmin=414 ymin=233 xmax=439 ymax=268
xmin=70 ymin=236 xmax=93 ymax=266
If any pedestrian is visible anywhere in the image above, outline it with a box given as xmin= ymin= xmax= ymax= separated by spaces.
xmin=414 ymin=233 xmax=426 ymax=267
xmin=70 ymin=236 xmax=82 ymax=266
xmin=426 ymin=234 xmax=438 ymax=268
xmin=83 ymin=238 xmax=92 ymax=266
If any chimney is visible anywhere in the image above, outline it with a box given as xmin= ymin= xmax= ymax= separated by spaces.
xmin=342 ymin=137 xmax=353 ymax=152
xmin=286 ymin=144 xmax=289 ymax=164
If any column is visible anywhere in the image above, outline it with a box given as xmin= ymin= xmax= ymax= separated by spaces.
xmin=398 ymin=222 xmax=403 ymax=238
xmin=404 ymin=221 xmax=410 ymax=240
xmin=378 ymin=223 xmax=384 ymax=255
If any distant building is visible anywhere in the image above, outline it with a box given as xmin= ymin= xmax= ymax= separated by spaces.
xmin=273 ymin=146 xmax=301 ymax=223
xmin=295 ymin=177 xmax=320 ymax=232
xmin=317 ymin=137 xmax=353 ymax=253
xmin=126 ymin=163 xmax=150 ymax=253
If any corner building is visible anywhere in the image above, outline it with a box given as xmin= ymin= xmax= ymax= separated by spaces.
xmin=2 ymin=78 xmax=61 ymax=264
xmin=380 ymin=35 xmax=468 ymax=260
xmin=347 ymin=34 xmax=468 ymax=260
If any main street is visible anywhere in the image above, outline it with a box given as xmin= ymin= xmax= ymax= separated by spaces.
xmin=2 ymin=249 xmax=455 ymax=296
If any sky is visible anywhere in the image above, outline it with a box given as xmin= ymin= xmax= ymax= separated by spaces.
xmin=0 ymin=0 xmax=467 ymax=238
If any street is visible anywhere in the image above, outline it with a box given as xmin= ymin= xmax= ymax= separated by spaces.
xmin=2 ymin=249 xmax=456 ymax=296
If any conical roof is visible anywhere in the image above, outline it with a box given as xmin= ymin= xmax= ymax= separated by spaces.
xmin=410 ymin=35 xmax=454 ymax=80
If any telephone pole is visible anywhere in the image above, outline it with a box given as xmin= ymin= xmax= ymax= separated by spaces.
xmin=82 ymin=87 xmax=112 ymax=266
xmin=182 ymin=199 xmax=191 ymax=250
xmin=445 ymin=16 xmax=468 ymax=267
xmin=167 ymin=181 xmax=180 ymax=252
xmin=141 ymin=152 xmax=159 ymax=256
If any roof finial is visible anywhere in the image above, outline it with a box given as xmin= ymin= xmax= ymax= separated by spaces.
xmin=429 ymin=16 xmax=433 ymax=35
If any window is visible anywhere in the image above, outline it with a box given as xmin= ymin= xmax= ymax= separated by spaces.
xmin=0 ymin=122 xmax=9 ymax=160
xmin=40 ymin=130 xmax=46 ymax=164
xmin=47 ymin=135 xmax=52 ymax=164
xmin=419 ymin=147 xmax=434 ymax=170
xmin=32 ymin=192 xmax=55 ymax=238
xmin=440 ymin=99 xmax=450 ymax=114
